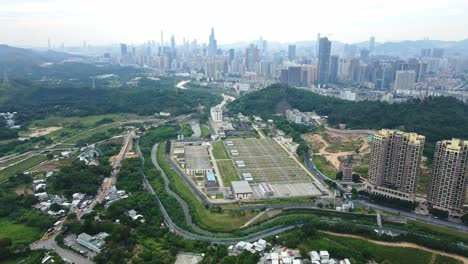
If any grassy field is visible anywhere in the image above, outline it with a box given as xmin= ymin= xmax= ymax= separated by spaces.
xmin=0 ymin=154 xmax=33 ymax=168
xmin=0 ymin=155 xmax=47 ymax=181
xmin=61 ymin=123 xmax=121 ymax=144
xmin=31 ymin=114 xmax=130 ymax=128
xmin=408 ymin=220 xmax=468 ymax=240
xmin=313 ymin=155 xmax=338 ymax=179
xmin=298 ymin=233 xmax=462 ymax=264
xmin=1 ymin=250 xmax=46 ymax=264
xmin=217 ymin=160 xmax=239 ymax=185
xmin=0 ymin=219 xmax=43 ymax=248
xmin=200 ymin=124 xmax=211 ymax=138
xmin=156 ymin=144 xmax=256 ymax=232
xmin=212 ymin=141 xmax=229 ymax=159
xmin=325 ymin=139 xmax=362 ymax=153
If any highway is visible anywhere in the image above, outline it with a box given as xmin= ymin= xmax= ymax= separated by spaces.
xmin=304 ymin=149 xmax=468 ymax=233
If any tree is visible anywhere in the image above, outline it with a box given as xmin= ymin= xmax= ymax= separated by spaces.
xmin=462 ymin=213 xmax=468 ymax=225
xmin=429 ymin=208 xmax=449 ymax=219
xmin=49 ymin=203 xmax=62 ymax=212
xmin=296 ymin=143 xmax=308 ymax=157
xmin=335 ymin=171 xmax=343 ymax=180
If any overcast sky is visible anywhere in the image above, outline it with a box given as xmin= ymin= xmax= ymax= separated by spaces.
xmin=1 ymin=0 xmax=467 ymax=47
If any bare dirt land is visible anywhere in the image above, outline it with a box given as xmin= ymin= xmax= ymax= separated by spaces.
xmin=304 ymin=130 xmax=370 ymax=169
xmin=28 ymin=126 xmax=62 ymax=137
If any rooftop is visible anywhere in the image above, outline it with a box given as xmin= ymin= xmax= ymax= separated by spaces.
xmin=231 ymin=181 xmax=253 ymax=194
xmin=185 ymin=146 xmax=211 ymax=171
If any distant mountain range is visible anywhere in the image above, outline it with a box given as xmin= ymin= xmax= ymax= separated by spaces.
xmin=0 ymin=44 xmax=80 ymax=77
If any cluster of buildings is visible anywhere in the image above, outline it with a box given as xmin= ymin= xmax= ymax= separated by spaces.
xmin=0 ymin=112 xmax=18 ymax=128
xmin=77 ymin=146 xmax=102 ymax=166
xmin=285 ymin=109 xmax=320 ymax=126
xmin=172 ymin=137 xmax=218 ymax=189
xmin=263 ymin=249 xmax=351 ymax=264
xmin=365 ymin=129 xmax=467 ymax=217
xmin=232 ymin=239 xmax=267 ymax=254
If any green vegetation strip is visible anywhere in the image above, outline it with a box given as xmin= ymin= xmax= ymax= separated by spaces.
xmin=217 ymin=160 xmax=239 ymax=185
xmin=212 ymin=141 xmax=229 ymax=159
xmin=0 ymin=219 xmax=43 ymax=249
xmin=200 ymin=124 xmax=211 ymax=139
xmin=155 ymin=143 xmax=256 ymax=232
xmin=0 ymin=155 xmax=47 ymax=181
xmin=313 ymin=155 xmax=338 ymax=179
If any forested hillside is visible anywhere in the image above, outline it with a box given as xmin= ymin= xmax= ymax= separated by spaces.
xmin=229 ymin=84 xmax=468 ymax=143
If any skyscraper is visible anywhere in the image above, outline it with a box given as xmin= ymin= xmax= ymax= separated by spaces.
xmin=170 ymin=35 xmax=176 ymax=51
xmin=120 ymin=43 xmax=128 ymax=64
xmin=288 ymin=45 xmax=296 ymax=61
xmin=317 ymin=37 xmax=331 ymax=85
xmin=366 ymin=129 xmax=425 ymax=201
xmin=428 ymin=139 xmax=468 ymax=217
xmin=229 ymin=49 xmax=235 ymax=62
xmin=315 ymin=33 xmax=321 ymax=58
xmin=208 ymin=28 xmax=217 ymax=56
xmin=328 ymin=55 xmax=339 ymax=83
xmin=369 ymin=36 xmax=375 ymax=52
xmin=245 ymin=44 xmax=259 ymax=71
xmin=48 ymin=38 xmax=51 ymax=50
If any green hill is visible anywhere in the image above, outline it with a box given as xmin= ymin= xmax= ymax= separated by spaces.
xmin=229 ymin=84 xmax=468 ymax=144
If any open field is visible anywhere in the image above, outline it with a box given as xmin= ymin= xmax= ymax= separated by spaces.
xmin=225 ymin=138 xmax=311 ymax=183
xmin=217 ymin=160 xmax=239 ymax=185
xmin=61 ymin=123 xmax=121 ymax=144
xmin=30 ymin=113 xmax=131 ymax=128
xmin=313 ymin=155 xmax=338 ymax=179
xmin=212 ymin=141 xmax=229 ymax=159
xmin=200 ymin=124 xmax=211 ymax=138
xmin=0 ymin=218 xmax=43 ymax=248
xmin=0 ymin=155 xmax=47 ymax=181
xmin=319 ymin=231 xmax=465 ymax=264
xmin=1 ymin=250 xmax=46 ymax=264
xmin=0 ymin=154 xmax=34 ymax=168
xmin=408 ymin=220 xmax=468 ymax=240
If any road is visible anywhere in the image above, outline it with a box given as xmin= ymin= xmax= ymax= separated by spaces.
xmin=356 ymin=200 xmax=468 ymax=232
xmin=304 ymin=149 xmax=468 ymax=233
xmin=143 ymin=142 xmax=305 ymax=243
xmin=31 ymin=233 xmax=93 ymax=264
xmin=76 ymin=129 xmax=136 ymax=219
xmin=188 ymin=119 xmax=201 ymax=138
xmin=176 ymin=80 xmax=190 ymax=89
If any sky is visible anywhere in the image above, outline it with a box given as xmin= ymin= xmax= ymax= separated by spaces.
xmin=0 ymin=0 xmax=467 ymax=48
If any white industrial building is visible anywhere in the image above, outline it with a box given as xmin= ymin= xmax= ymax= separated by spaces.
xmin=77 ymin=232 xmax=109 ymax=253
xmin=231 ymin=181 xmax=253 ymax=199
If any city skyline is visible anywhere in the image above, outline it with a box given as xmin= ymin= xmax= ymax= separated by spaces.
xmin=1 ymin=0 xmax=468 ymax=47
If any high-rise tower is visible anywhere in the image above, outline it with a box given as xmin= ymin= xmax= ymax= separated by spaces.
xmin=208 ymin=28 xmax=217 ymax=56
xmin=366 ymin=129 xmax=425 ymax=201
xmin=317 ymin=37 xmax=331 ymax=85
xmin=428 ymin=139 xmax=468 ymax=217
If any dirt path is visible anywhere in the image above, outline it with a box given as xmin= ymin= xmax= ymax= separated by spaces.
xmin=305 ymin=131 xmax=370 ymax=169
xmin=322 ymin=231 xmax=468 ymax=263
xmin=28 ymin=126 xmax=62 ymax=137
